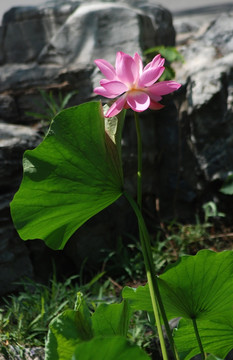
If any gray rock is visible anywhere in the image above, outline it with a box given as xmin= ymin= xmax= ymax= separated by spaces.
xmin=0 ymin=190 xmax=34 ymax=296
xmin=0 ymin=94 xmax=18 ymax=120
xmin=0 ymin=1 xmax=175 ymax=124
xmin=186 ymin=58 xmax=233 ymax=183
xmin=202 ymin=13 xmax=233 ymax=56
xmin=38 ymin=2 xmax=174 ymax=67
xmin=0 ymin=123 xmax=41 ymax=295
xmin=166 ymin=9 xmax=233 ymax=219
xmin=0 ymin=345 xmax=44 ymax=360
xmin=0 ymin=123 xmax=41 ymax=188
xmin=2 ymin=4 xmax=79 ymax=64
xmin=0 ymin=26 xmax=4 ymax=65
xmin=0 ymin=63 xmax=61 ymax=93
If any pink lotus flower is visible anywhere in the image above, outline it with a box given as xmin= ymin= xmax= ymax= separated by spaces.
xmin=94 ymin=51 xmax=181 ymax=118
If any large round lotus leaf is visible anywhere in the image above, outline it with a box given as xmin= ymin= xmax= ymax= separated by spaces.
xmin=123 ymin=250 xmax=233 ymax=321
xmin=72 ymin=336 xmax=150 ymax=360
xmin=10 ymin=102 xmax=124 ymax=250
xmin=158 ymin=249 xmax=233 ymax=321
xmin=174 ymin=315 xmax=233 ymax=360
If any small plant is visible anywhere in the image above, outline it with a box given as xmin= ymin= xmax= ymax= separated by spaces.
xmin=0 ymin=273 xmax=105 ymax=351
xmin=100 ymin=236 xmax=145 ymax=284
xmin=150 ymin=201 xmax=227 ymax=272
xmin=202 ymin=201 xmax=225 ymax=222
xmin=220 ymin=173 xmax=233 ymax=195
xmin=144 ymin=46 xmax=184 ymax=81
xmin=26 ymin=89 xmax=77 ymax=131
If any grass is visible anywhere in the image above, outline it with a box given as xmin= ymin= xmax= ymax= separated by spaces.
xmin=26 ymin=89 xmax=78 ymax=135
xmin=0 ymin=272 xmax=106 ymax=354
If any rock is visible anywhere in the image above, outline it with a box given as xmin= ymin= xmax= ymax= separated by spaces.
xmin=186 ymin=57 xmax=233 ymax=182
xmin=203 ymin=13 xmax=233 ymax=56
xmin=0 ymin=63 xmax=60 ymax=93
xmin=0 ymin=94 xmax=18 ymax=120
xmin=0 ymin=26 xmax=4 ymax=65
xmin=0 ymin=1 xmax=175 ymax=124
xmin=0 ymin=123 xmax=41 ymax=295
xmin=165 ymin=8 xmax=233 ymax=220
xmin=0 ymin=346 xmax=44 ymax=360
xmin=2 ymin=3 xmax=79 ymax=64
xmin=38 ymin=2 xmax=175 ymax=67
xmin=0 ymin=123 xmax=41 ymax=189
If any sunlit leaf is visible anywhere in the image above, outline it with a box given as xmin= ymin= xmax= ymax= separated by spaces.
xmin=11 ymin=101 xmax=124 ymax=250
xmin=144 ymin=46 xmax=184 ymax=63
xmin=72 ymin=335 xmax=151 ymax=360
xmin=206 ymin=355 xmax=224 ymax=360
xmin=122 ymin=285 xmax=153 ymax=312
xmin=122 ymin=250 xmax=233 ymax=322
xmin=92 ymin=300 xmax=132 ymax=337
xmin=158 ymin=250 xmax=233 ymax=321
xmin=220 ymin=174 xmax=233 ymax=195
xmin=45 ymin=294 xmax=93 ymax=360
xmin=104 ymin=106 xmax=125 ymax=172
xmin=174 ymin=316 xmax=233 ymax=360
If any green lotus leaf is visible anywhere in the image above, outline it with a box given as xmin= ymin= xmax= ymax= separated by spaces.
xmin=72 ymin=335 xmax=150 ymax=360
xmin=45 ymin=293 xmax=93 ymax=360
xmin=158 ymin=249 xmax=233 ymax=321
xmin=11 ymin=101 xmax=124 ymax=249
xmin=92 ymin=300 xmax=132 ymax=337
xmin=174 ymin=315 xmax=233 ymax=360
xmin=123 ymin=250 xmax=233 ymax=321
xmin=122 ymin=285 xmax=153 ymax=312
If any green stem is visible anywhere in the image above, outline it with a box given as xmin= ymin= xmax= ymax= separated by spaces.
xmin=132 ymin=112 xmax=179 ymax=360
xmin=125 ymin=192 xmax=168 ymax=360
xmin=125 ymin=192 xmax=179 ymax=360
xmin=192 ymin=318 xmax=206 ymax=360
xmin=134 ymin=112 xmax=142 ymax=210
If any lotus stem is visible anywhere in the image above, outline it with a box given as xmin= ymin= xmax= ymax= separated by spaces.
xmin=192 ymin=318 xmax=206 ymax=360
xmin=126 ymin=112 xmax=179 ymax=360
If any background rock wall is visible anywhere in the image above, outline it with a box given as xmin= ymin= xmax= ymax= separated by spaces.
xmin=1 ymin=0 xmax=233 ymax=294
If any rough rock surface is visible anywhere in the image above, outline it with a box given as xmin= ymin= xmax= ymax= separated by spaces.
xmin=164 ymin=10 xmax=233 ymax=220
xmin=0 ymin=0 xmax=175 ymax=124
xmin=1 ymin=3 xmax=78 ymax=64
xmin=0 ymin=123 xmax=41 ymax=294
xmin=0 ymin=346 xmax=44 ymax=360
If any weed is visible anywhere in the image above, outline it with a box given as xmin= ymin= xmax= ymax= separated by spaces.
xmin=144 ymin=46 xmax=184 ymax=81
xmin=0 ymin=272 xmax=104 ymax=351
xmin=26 ymin=89 xmax=78 ymax=133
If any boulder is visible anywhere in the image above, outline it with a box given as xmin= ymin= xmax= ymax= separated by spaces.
xmin=38 ymin=1 xmax=174 ymax=67
xmin=203 ymin=13 xmax=233 ymax=56
xmin=0 ymin=123 xmax=41 ymax=294
xmin=0 ymin=1 xmax=175 ymax=125
xmin=1 ymin=3 xmax=79 ymax=64
xmin=0 ymin=94 xmax=18 ymax=120
xmin=162 ymin=9 xmax=233 ymax=220
xmin=0 ymin=26 xmax=4 ymax=64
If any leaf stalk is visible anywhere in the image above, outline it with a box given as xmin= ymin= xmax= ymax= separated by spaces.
xmin=124 ymin=112 xmax=179 ymax=360
xmin=192 ymin=317 xmax=206 ymax=360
